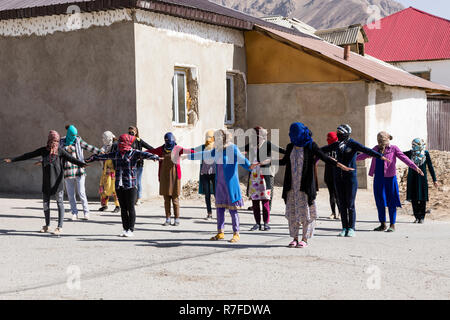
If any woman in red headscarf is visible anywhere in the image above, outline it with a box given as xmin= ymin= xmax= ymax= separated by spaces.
xmin=4 ymin=130 xmax=86 ymax=236
xmin=324 ymin=132 xmax=341 ymax=220
xmin=87 ymin=134 xmax=159 ymax=237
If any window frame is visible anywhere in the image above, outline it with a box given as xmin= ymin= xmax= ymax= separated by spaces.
xmin=225 ymin=74 xmax=235 ymax=125
xmin=173 ymin=69 xmax=188 ymax=126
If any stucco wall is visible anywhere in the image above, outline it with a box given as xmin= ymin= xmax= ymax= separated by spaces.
xmin=133 ymin=11 xmax=247 ymax=198
xmin=391 ymin=60 xmax=450 ymax=87
xmin=247 ymin=82 xmax=369 ymax=188
xmin=365 ymin=83 xmax=428 ymax=150
xmin=0 ymin=22 xmax=137 ymax=197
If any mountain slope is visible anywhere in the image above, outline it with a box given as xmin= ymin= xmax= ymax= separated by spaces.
xmin=210 ymin=0 xmax=405 ymax=29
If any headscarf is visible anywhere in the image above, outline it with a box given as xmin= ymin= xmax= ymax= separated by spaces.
xmin=164 ymin=132 xmax=176 ymax=151
xmin=289 ymin=122 xmax=313 ymax=148
xmin=101 ymin=131 xmax=116 ymax=153
xmin=337 ymin=124 xmax=352 ymax=151
xmin=411 ymin=138 xmax=426 ymax=166
xmin=327 ymin=132 xmax=338 ymax=145
xmin=204 ymin=130 xmax=215 ymax=150
xmin=254 ymin=126 xmax=268 ymax=147
xmin=118 ymin=134 xmax=136 ymax=156
xmin=47 ymin=130 xmax=60 ymax=161
xmin=214 ymin=129 xmax=233 ymax=151
xmin=65 ymin=125 xmax=78 ymax=146
xmin=377 ymin=131 xmax=393 ymax=154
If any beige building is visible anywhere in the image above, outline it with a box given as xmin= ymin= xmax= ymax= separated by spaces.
xmin=0 ymin=1 xmax=449 ymax=198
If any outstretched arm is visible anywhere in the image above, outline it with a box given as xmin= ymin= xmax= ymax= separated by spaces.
xmin=60 ymin=148 xmax=87 ymax=167
xmin=394 ymin=147 xmax=423 ymax=176
xmin=80 ymin=138 xmax=102 ymax=155
xmin=134 ymin=150 xmax=159 ymax=161
xmin=86 ymin=152 xmax=117 ymax=163
xmin=6 ymin=147 xmax=44 ymax=163
xmin=235 ymin=146 xmax=252 ymax=171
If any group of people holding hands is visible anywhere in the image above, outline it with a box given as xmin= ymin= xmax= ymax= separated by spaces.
xmin=3 ymin=122 xmax=437 ymax=247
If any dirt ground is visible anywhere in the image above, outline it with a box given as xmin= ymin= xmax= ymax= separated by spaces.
xmin=0 ymin=187 xmax=449 ymax=300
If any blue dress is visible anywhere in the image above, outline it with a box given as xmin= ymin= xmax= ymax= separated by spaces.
xmin=373 ymin=158 xmax=401 ymax=209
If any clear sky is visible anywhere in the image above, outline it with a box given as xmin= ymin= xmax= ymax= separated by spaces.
xmin=396 ymin=0 xmax=450 ymax=20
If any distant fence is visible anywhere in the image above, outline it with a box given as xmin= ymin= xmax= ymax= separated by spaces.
xmin=427 ymin=96 xmax=450 ymax=152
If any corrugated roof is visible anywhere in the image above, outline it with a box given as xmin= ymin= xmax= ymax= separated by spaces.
xmin=262 ymin=16 xmax=319 ymax=38
xmin=254 ymin=25 xmax=450 ymax=94
xmin=315 ymin=24 xmax=367 ymax=46
xmin=363 ymin=7 xmax=450 ymax=62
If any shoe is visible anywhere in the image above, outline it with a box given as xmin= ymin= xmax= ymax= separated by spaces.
xmin=328 ymin=214 xmax=336 ymax=220
xmin=249 ymin=224 xmax=260 ymax=231
xmin=205 ymin=214 xmax=212 ymax=220
xmin=263 ymin=224 xmax=271 ymax=231
xmin=71 ymin=214 xmax=78 ymax=221
xmin=52 ymin=227 xmax=62 ymax=236
xmin=119 ymin=230 xmax=127 ymax=237
xmin=113 ymin=206 xmax=120 ymax=213
xmin=386 ymin=227 xmax=395 ymax=232
xmin=173 ymin=220 xmax=180 ymax=226
xmin=83 ymin=213 xmax=90 ymax=220
xmin=39 ymin=226 xmax=51 ymax=233
xmin=135 ymin=199 xmax=142 ymax=206
xmin=374 ymin=224 xmax=387 ymax=232
xmin=346 ymin=228 xmax=356 ymax=237
xmin=162 ymin=220 xmax=171 ymax=226
xmin=338 ymin=228 xmax=347 ymax=237
xmin=335 ymin=215 xmax=341 ymax=220
xmin=229 ymin=233 xmax=240 ymax=243
xmin=210 ymin=232 xmax=225 ymax=241
xmin=418 ymin=219 xmax=424 ymax=224
xmin=125 ymin=230 xmax=134 ymax=237
xmin=98 ymin=206 xmax=108 ymax=212
xmin=288 ymin=240 xmax=298 ymax=248
xmin=413 ymin=219 xmax=419 ymax=223
xmin=297 ymin=240 xmax=308 ymax=248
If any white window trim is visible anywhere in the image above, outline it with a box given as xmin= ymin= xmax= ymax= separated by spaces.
xmin=173 ymin=69 xmax=188 ymax=126
xmin=225 ymin=74 xmax=235 ymax=125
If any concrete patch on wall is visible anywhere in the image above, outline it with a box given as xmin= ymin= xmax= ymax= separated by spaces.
xmin=134 ymin=9 xmax=244 ymax=47
xmin=0 ymin=9 xmax=132 ymax=37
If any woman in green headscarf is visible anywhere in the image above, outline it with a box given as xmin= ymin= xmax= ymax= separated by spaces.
xmin=62 ymin=124 xmax=102 ymax=220
xmin=403 ymin=138 xmax=438 ymax=224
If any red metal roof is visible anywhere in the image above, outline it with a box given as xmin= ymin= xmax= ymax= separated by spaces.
xmin=363 ymin=7 xmax=450 ymax=62
xmin=255 ymin=25 xmax=450 ymax=94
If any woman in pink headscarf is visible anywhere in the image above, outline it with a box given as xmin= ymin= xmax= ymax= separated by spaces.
xmin=4 ymin=131 xmax=86 ymax=236
xmin=87 ymin=134 xmax=159 ymax=237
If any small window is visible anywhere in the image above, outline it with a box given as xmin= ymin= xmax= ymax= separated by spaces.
xmin=173 ymin=69 xmax=187 ymax=125
xmin=225 ymin=74 xmax=234 ymax=125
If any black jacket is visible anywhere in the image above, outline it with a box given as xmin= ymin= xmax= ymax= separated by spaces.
xmin=132 ymin=138 xmax=154 ymax=168
xmin=280 ymin=142 xmax=337 ymax=206
xmin=12 ymin=147 xmax=85 ymax=195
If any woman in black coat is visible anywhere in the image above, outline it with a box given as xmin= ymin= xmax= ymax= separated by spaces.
xmin=4 ymin=130 xmax=86 ymax=235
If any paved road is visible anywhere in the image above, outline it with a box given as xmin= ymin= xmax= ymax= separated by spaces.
xmin=0 ymin=189 xmax=449 ymax=300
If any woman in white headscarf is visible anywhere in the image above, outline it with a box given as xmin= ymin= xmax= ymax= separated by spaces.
xmin=403 ymin=138 xmax=438 ymax=223
xmin=98 ymin=131 xmax=120 ymax=213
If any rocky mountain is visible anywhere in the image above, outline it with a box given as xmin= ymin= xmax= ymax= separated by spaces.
xmin=209 ymin=0 xmax=405 ymax=29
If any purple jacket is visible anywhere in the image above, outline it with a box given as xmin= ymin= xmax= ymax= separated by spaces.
xmin=356 ymin=145 xmax=418 ymax=177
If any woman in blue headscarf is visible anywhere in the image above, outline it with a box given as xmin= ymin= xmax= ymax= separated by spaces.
xmin=279 ymin=123 xmax=353 ymax=248
xmin=146 ymin=132 xmax=193 ymax=226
